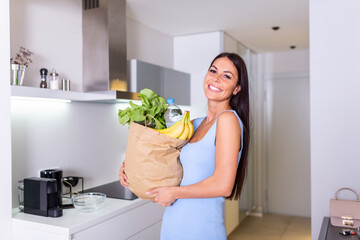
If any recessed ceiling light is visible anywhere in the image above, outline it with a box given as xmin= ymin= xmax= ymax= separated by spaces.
xmin=290 ymin=45 xmax=296 ymax=49
xmin=272 ymin=26 xmax=280 ymax=31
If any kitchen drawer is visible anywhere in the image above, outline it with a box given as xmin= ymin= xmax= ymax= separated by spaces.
xmin=126 ymin=220 xmax=162 ymax=240
xmin=12 ymin=226 xmax=70 ymax=240
xmin=71 ymin=202 xmax=165 ymax=240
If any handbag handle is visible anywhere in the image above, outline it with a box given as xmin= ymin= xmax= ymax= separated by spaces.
xmin=335 ymin=188 xmax=359 ymax=202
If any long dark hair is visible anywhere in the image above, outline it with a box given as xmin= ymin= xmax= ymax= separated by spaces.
xmin=209 ymin=52 xmax=250 ymax=200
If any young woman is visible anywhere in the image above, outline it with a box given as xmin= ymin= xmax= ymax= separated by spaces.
xmin=119 ymin=52 xmax=250 ymax=240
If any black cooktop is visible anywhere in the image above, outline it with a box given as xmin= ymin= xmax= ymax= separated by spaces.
xmin=84 ymin=181 xmax=138 ymax=200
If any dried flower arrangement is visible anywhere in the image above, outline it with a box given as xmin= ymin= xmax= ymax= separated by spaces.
xmin=10 ymin=47 xmax=33 ymax=67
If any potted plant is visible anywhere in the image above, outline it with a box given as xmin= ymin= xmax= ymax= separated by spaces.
xmin=10 ymin=47 xmax=33 ymax=86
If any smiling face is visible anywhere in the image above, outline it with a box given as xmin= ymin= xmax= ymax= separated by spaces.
xmin=204 ymin=57 xmax=241 ymax=103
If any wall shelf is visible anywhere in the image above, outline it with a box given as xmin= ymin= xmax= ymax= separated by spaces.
xmin=10 ymin=86 xmax=138 ymax=103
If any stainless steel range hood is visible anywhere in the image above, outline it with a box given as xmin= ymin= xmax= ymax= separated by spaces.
xmin=82 ymin=0 xmax=140 ymax=100
xmin=82 ymin=0 xmax=190 ymax=104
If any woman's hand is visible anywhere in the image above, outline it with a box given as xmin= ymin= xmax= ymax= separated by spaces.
xmin=147 ymin=187 xmax=177 ymax=207
xmin=118 ymin=163 xmax=129 ymax=187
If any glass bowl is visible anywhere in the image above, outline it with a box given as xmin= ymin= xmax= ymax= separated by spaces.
xmin=72 ymin=192 xmax=106 ymax=213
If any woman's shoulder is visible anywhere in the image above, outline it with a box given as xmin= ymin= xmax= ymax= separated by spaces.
xmin=216 ymin=110 xmax=242 ymax=129
xmin=217 ymin=110 xmax=240 ymax=121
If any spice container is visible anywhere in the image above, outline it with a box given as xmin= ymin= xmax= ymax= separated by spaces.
xmin=40 ymin=68 xmax=48 ymax=88
xmin=49 ymin=69 xmax=60 ymax=90
xmin=62 ymin=79 xmax=70 ymax=91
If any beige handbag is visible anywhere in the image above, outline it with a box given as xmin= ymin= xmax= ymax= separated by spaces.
xmin=330 ymin=188 xmax=360 ymax=228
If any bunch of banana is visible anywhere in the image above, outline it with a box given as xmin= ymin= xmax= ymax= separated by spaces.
xmin=155 ymin=111 xmax=193 ymax=140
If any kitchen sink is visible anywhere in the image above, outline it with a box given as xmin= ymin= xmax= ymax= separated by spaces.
xmin=84 ymin=181 xmax=138 ymax=200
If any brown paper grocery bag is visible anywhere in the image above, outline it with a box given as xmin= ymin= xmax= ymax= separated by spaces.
xmin=124 ymin=122 xmax=188 ymax=200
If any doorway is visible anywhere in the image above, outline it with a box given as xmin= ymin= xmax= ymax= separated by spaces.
xmin=265 ymin=72 xmax=310 ymax=217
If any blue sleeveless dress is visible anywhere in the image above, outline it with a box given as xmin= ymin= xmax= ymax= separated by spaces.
xmin=160 ymin=110 xmax=244 ymax=240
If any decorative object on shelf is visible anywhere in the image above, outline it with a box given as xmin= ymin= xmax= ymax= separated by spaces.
xmin=40 ymin=68 xmax=48 ymax=88
xmin=49 ymin=68 xmax=60 ymax=90
xmin=61 ymin=79 xmax=70 ymax=91
xmin=10 ymin=47 xmax=33 ymax=86
xmin=330 ymin=187 xmax=360 ymax=228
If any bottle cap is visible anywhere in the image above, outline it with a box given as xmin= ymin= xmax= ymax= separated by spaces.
xmin=50 ymin=68 xmax=59 ymax=77
xmin=167 ymin=98 xmax=174 ymax=104
xmin=40 ymin=68 xmax=48 ymax=76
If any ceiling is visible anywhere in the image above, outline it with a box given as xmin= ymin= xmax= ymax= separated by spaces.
xmin=126 ymin=0 xmax=309 ymax=53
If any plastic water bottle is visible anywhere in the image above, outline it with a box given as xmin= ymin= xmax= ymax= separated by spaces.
xmin=164 ymin=98 xmax=183 ymax=128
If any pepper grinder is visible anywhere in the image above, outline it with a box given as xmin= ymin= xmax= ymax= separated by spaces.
xmin=40 ymin=68 xmax=48 ymax=88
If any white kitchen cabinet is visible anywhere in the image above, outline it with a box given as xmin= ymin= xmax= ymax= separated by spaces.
xmin=126 ymin=221 xmax=162 ymax=240
xmin=12 ymin=227 xmax=71 ymax=240
xmin=12 ymin=198 xmax=165 ymax=240
xmin=71 ymin=201 xmax=163 ymax=240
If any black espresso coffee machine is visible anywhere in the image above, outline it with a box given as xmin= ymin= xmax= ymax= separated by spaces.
xmin=23 ymin=177 xmax=63 ymax=217
xmin=23 ymin=169 xmax=63 ymax=217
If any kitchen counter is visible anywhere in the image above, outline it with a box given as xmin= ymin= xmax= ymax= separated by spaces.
xmin=12 ymin=198 xmax=165 ymax=240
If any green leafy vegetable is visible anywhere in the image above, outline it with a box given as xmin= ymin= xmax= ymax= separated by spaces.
xmin=118 ymin=88 xmax=167 ymax=129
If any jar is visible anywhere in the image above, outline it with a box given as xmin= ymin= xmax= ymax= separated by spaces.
xmin=62 ymin=79 xmax=70 ymax=91
xmin=49 ymin=69 xmax=60 ymax=90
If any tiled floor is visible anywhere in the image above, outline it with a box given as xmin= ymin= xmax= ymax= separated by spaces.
xmin=228 ymin=214 xmax=311 ymax=240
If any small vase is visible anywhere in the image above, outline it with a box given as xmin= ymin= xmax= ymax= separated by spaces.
xmin=11 ymin=64 xmax=26 ymax=86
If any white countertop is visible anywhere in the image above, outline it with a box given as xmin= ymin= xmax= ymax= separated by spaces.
xmin=12 ymin=197 xmax=146 ymax=236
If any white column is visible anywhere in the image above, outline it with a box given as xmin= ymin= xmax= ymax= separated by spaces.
xmin=249 ymin=53 xmax=264 ymax=217
xmin=0 ymin=0 xmax=13 ymax=239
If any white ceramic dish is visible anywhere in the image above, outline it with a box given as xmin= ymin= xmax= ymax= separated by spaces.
xmin=72 ymin=192 xmax=106 ymax=213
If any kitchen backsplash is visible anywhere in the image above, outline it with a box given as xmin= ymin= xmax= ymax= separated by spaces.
xmin=11 ymin=99 xmax=130 ymax=208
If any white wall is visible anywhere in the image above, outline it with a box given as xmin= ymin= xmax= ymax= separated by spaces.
xmin=310 ymin=0 xmax=360 ymax=238
xmin=127 ymin=18 xmax=174 ymax=68
xmin=10 ymin=0 xmax=83 ymax=91
xmin=173 ymin=31 xmax=224 ymax=118
xmin=0 ymin=0 xmax=12 ymax=238
xmin=262 ymin=49 xmax=309 ymax=74
xmin=224 ymin=33 xmax=238 ymax=53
